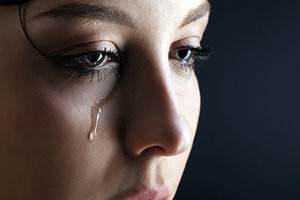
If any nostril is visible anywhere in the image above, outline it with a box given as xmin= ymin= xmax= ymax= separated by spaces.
xmin=141 ymin=146 xmax=167 ymax=157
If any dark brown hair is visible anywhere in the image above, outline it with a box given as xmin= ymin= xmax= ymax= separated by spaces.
xmin=0 ymin=0 xmax=29 ymax=5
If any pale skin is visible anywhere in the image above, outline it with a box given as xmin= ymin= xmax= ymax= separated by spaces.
xmin=0 ymin=0 xmax=209 ymax=199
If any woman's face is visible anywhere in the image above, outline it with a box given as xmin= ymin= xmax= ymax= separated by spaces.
xmin=0 ymin=0 xmax=209 ymax=199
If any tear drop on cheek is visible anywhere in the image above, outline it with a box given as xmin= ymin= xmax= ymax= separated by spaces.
xmin=88 ymin=83 xmax=119 ymax=141
xmin=89 ymin=105 xmax=102 ymax=141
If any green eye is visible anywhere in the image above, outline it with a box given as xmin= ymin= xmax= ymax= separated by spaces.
xmin=175 ymin=48 xmax=193 ymax=63
xmin=82 ymin=52 xmax=105 ymax=67
xmin=170 ymin=47 xmax=197 ymax=65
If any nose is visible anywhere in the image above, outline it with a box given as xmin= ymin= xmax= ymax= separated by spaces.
xmin=119 ymin=47 xmax=194 ymax=157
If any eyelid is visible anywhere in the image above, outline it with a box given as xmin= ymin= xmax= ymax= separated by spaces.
xmin=49 ymin=40 xmax=119 ymax=57
xmin=170 ymin=37 xmax=201 ymax=50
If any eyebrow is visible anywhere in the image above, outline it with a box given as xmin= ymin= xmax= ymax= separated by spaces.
xmin=180 ymin=1 xmax=211 ymax=28
xmin=36 ymin=3 xmax=135 ymax=28
xmin=35 ymin=1 xmax=210 ymax=29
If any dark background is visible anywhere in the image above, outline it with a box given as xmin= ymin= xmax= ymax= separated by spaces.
xmin=175 ymin=0 xmax=300 ymax=199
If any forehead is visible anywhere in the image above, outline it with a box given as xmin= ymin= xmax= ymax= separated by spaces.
xmin=27 ymin=0 xmax=208 ymax=28
xmin=23 ymin=0 xmax=209 ymax=50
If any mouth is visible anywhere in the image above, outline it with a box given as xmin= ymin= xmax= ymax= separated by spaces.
xmin=114 ymin=186 xmax=171 ymax=200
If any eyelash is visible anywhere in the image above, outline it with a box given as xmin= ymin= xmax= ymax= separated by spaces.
xmin=172 ymin=46 xmax=212 ymax=72
xmin=51 ymin=48 xmax=120 ymax=81
xmin=50 ymin=46 xmax=212 ymax=81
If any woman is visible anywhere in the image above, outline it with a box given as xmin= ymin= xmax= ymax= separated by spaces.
xmin=0 ymin=0 xmax=211 ymax=199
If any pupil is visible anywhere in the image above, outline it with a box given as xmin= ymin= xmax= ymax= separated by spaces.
xmin=177 ymin=49 xmax=189 ymax=60
xmin=88 ymin=52 xmax=102 ymax=63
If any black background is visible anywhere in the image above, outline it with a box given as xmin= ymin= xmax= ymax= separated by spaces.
xmin=175 ymin=0 xmax=300 ymax=199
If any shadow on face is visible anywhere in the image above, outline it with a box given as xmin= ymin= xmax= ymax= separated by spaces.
xmin=0 ymin=0 xmax=210 ymax=199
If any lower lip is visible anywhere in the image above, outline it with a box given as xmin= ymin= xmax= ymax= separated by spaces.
xmin=121 ymin=186 xmax=170 ymax=200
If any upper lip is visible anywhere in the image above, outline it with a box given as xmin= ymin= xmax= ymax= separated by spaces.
xmin=114 ymin=186 xmax=170 ymax=200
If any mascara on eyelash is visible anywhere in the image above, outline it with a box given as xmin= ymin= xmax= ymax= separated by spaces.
xmin=51 ymin=49 xmax=119 ymax=67
xmin=175 ymin=45 xmax=213 ymax=60
xmin=192 ymin=47 xmax=213 ymax=74
xmin=51 ymin=49 xmax=119 ymax=61
xmin=47 ymin=48 xmax=121 ymax=81
xmin=195 ymin=47 xmax=213 ymax=61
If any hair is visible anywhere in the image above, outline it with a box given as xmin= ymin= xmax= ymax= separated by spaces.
xmin=0 ymin=0 xmax=29 ymax=5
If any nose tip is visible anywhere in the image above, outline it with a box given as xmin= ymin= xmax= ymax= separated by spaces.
xmin=123 ymin=113 xmax=193 ymax=157
xmin=158 ymin=114 xmax=193 ymax=156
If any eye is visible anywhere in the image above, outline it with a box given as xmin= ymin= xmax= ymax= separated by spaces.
xmin=52 ymin=48 xmax=120 ymax=80
xmin=169 ymin=46 xmax=199 ymax=65
xmin=76 ymin=50 xmax=117 ymax=69
xmin=169 ymin=45 xmax=213 ymax=75
xmin=174 ymin=48 xmax=194 ymax=63
xmin=82 ymin=51 xmax=106 ymax=67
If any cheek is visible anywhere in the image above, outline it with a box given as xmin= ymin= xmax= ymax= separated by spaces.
xmin=174 ymin=73 xmax=201 ymax=133
xmin=0 ymin=49 xmax=101 ymax=184
xmin=0 ymin=69 xmax=112 ymax=197
xmin=0 ymin=64 xmax=90 ymax=159
xmin=164 ymin=148 xmax=193 ymax=197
